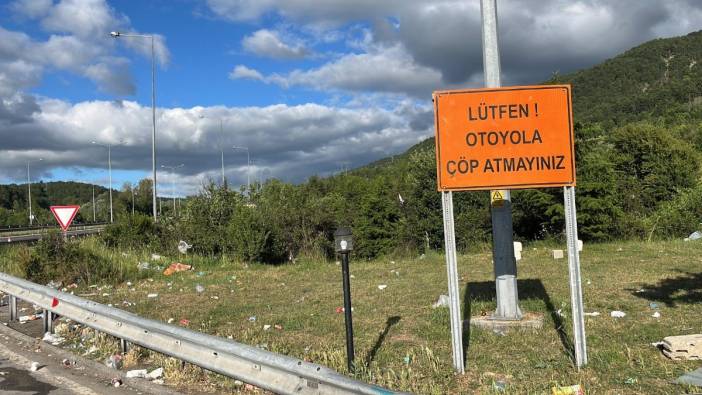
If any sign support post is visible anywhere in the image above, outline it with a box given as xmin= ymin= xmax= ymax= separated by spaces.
xmin=481 ymin=0 xmax=521 ymax=320
xmin=441 ymin=191 xmax=464 ymax=374
xmin=564 ymin=186 xmax=587 ymax=368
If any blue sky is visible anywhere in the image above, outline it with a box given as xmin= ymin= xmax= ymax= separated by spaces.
xmin=0 ymin=0 xmax=701 ymax=196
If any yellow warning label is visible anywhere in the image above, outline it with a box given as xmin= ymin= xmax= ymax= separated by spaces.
xmin=491 ymin=190 xmax=506 ymax=207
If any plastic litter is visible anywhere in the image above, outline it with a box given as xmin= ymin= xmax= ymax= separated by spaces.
xmin=163 ymin=262 xmax=192 ymax=276
xmin=675 ymin=368 xmax=702 ymax=387
xmin=42 ymin=332 xmax=65 ymax=345
xmin=274 ymin=324 xmax=283 ymax=330
xmin=551 ymin=384 xmax=584 ymax=395
xmin=432 ymin=294 xmax=450 ymax=308
xmin=610 ymin=310 xmax=626 ymax=318
xmin=147 ymin=293 xmax=158 ymax=298
xmin=151 ymin=254 xmax=163 ymax=260
xmin=177 ymin=240 xmax=192 ymax=254
xmin=30 ymin=361 xmax=40 ymax=371
xmin=248 ymin=316 xmax=257 ymax=322
xmin=147 ymin=367 xmax=164 ymax=379
xmin=584 ymin=311 xmax=600 ymax=316
xmin=492 ymin=380 xmax=506 ymax=392
xmin=19 ymin=314 xmax=42 ymax=323
xmin=137 ymin=262 xmax=150 ymax=271
xmin=105 ymin=354 xmax=123 ymax=369
xmin=111 ymin=378 xmax=123 ymax=387
xmin=686 ymin=231 xmax=702 ymax=241
xmin=263 ymin=325 xmax=271 ymax=331
xmin=377 ymin=284 xmax=388 ymax=290
xmin=126 ymin=369 xmax=147 ymax=378
xmin=649 ymin=302 xmax=658 ymax=309
xmin=195 ymin=284 xmax=205 ymax=293
xmin=179 ymin=318 xmax=190 ymax=326
xmin=652 ymin=311 xmax=661 ymax=318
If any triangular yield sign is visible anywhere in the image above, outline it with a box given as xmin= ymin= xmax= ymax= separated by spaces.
xmin=50 ymin=205 xmax=80 ymax=231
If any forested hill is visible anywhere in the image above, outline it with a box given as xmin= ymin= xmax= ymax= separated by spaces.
xmin=357 ymin=29 xmax=702 ymax=177
xmin=0 ymin=182 xmax=107 ymax=210
xmin=337 ymin=30 xmax=702 ymax=251
xmin=554 ymin=30 xmax=702 ymax=126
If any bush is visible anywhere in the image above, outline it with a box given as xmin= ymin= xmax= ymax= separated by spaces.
xmin=21 ymin=231 xmax=118 ymax=285
xmin=102 ymin=213 xmax=160 ymax=249
xmin=228 ymin=204 xmax=269 ymax=263
xmin=647 ymin=183 xmax=702 ymax=239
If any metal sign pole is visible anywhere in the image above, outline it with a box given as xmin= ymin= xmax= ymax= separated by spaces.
xmin=441 ymin=191 xmax=464 ymax=373
xmin=564 ymin=186 xmax=587 ymax=368
xmin=481 ymin=0 xmax=521 ymax=320
xmin=340 ymin=251 xmax=355 ymax=372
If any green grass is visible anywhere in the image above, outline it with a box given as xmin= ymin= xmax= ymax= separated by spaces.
xmin=2 ymin=239 xmax=702 ymax=393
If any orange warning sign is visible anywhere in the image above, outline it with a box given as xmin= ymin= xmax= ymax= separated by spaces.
xmin=434 ymin=85 xmax=575 ymax=191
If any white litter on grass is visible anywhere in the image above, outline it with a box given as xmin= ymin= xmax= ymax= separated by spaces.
xmin=652 ymin=311 xmax=661 ymax=318
xmin=432 ymin=295 xmax=450 ymax=308
xmin=263 ymin=325 xmax=271 ymax=331
xmin=151 ymin=254 xmax=162 ymax=260
xmin=147 ymin=293 xmax=158 ymax=298
xmin=377 ymin=284 xmax=388 ymax=290
xmin=610 ymin=310 xmax=626 ymax=318
xmin=42 ymin=332 xmax=65 ymax=345
xmin=147 ymin=368 xmax=164 ymax=379
xmin=584 ymin=312 xmax=601 ymax=317
xmin=126 ymin=369 xmax=148 ymax=378
xmin=30 ymin=361 xmax=40 ymax=371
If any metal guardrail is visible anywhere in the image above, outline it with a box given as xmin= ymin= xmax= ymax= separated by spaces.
xmin=1 ymin=228 xmax=105 ymax=244
xmin=0 ymin=272 xmax=404 ymax=395
xmin=0 ymin=222 xmax=108 ymax=233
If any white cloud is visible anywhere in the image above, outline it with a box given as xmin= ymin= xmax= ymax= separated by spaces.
xmin=229 ymin=65 xmax=264 ymax=81
xmin=233 ymin=44 xmax=469 ymax=98
xmin=40 ymin=0 xmax=127 ymax=38
xmin=1 ymin=0 xmax=171 ymax=96
xmin=118 ymin=34 xmax=171 ymax=67
xmin=0 ymin=97 xmax=432 ymax=191
xmin=242 ymin=29 xmax=307 ymax=59
xmin=10 ymin=0 xmax=53 ymax=19
xmin=210 ymin=0 xmax=702 ymax=87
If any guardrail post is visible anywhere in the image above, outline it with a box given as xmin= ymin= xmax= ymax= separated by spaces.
xmin=120 ymin=338 xmax=129 ymax=354
xmin=9 ymin=295 xmax=17 ymax=322
xmin=43 ymin=309 xmax=53 ymax=333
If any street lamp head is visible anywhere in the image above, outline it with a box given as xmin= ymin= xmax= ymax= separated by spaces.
xmin=334 ymin=227 xmax=353 ymax=253
xmin=110 ymin=31 xmax=120 ymax=37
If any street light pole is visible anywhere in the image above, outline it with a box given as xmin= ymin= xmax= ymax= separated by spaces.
xmin=92 ymin=141 xmax=115 ymax=223
xmin=92 ymin=185 xmax=96 ymax=222
xmin=161 ymin=164 xmax=183 ymax=216
xmin=220 ymin=119 xmax=225 ymax=187
xmin=26 ymin=158 xmax=42 ymax=226
xmin=131 ymin=185 xmax=136 ymax=216
xmin=110 ymin=31 xmax=158 ymax=222
xmin=232 ymin=146 xmax=250 ymax=192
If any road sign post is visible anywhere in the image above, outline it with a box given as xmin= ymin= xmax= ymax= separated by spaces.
xmin=564 ymin=186 xmax=587 ymax=368
xmin=440 ymin=191 xmax=464 ymax=374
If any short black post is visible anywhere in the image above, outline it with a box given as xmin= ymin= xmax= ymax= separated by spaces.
xmin=334 ymin=226 xmax=355 ymax=372
xmin=340 ymin=251 xmax=354 ymax=372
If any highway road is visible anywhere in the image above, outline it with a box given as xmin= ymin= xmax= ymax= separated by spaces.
xmin=0 ymin=228 xmax=104 ymax=244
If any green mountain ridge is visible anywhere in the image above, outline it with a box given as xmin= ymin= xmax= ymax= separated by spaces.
xmin=357 ymin=29 xmax=702 ymax=176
